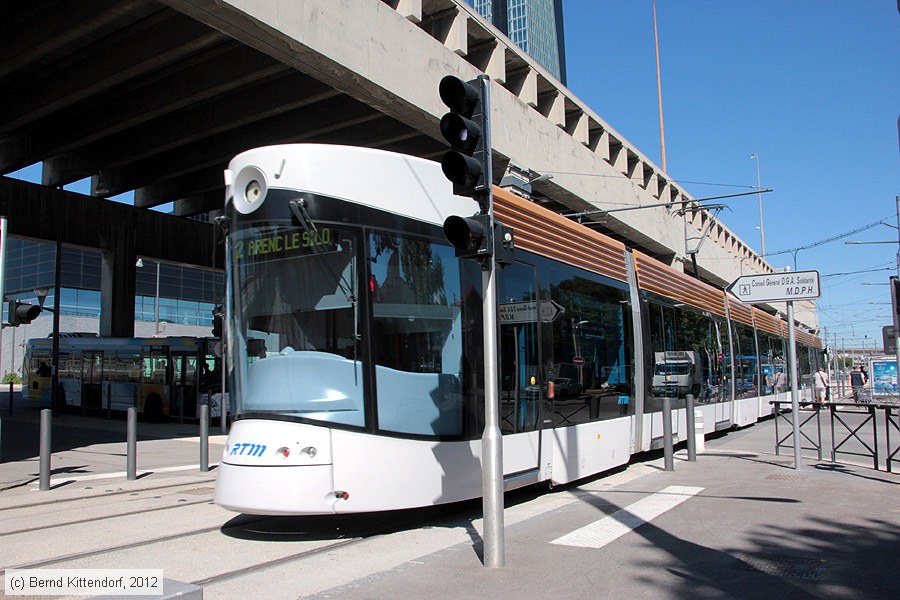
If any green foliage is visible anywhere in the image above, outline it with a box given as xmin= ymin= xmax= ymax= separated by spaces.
xmin=2 ymin=372 xmax=22 ymax=385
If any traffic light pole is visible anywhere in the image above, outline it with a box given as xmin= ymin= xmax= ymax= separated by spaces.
xmin=475 ymin=75 xmax=504 ymax=569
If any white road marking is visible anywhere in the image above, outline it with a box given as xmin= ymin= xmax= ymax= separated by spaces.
xmin=30 ymin=463 xmax=218 ymax=488
xmin=551 ymin=485 xmax=704 ymax=549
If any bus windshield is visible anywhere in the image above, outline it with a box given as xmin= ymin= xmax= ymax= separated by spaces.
xmin=230 ymin=221 xmax=363 ymax=426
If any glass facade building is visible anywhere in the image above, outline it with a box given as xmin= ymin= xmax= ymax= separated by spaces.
xmin=468 ymin=0 xmax=567 ymax=85
xmin=5 ymin=239 xmax=222 ymax=328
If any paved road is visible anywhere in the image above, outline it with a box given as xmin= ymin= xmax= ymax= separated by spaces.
xmin=1 ymin=396 xmax=898 ymax=599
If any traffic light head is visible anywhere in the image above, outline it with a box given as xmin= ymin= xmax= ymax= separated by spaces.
xmin=211 ymin=305 xmax=224 ymax=338
xmin=439 ymin=75 xmax=479 ymax=116
xmin=438 ymin=75 xmax=490 ymax=199
xmin=7 ymin=300 xmax=41 ymax=326
xmin=443 ymin=214 xmax=491 ymax=259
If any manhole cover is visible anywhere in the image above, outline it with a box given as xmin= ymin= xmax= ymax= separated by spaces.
xmin=765 ymin=474 xmax=808 ymax=482
xmin=736 ymin=553 xmax=828 ymax=581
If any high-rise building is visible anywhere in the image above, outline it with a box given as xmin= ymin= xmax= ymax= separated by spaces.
xmin=468 ymin=0 xmax=567 ymax=85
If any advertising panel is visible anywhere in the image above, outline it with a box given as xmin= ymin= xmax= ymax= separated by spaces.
xmin=869 ymin=359 xmax=898 ymax=397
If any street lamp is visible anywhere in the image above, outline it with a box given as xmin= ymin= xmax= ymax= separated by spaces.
xmin=749 ymin=154 xmax=766 ymax=256
xmin=136 ymin=258 xmax=161 ymax=335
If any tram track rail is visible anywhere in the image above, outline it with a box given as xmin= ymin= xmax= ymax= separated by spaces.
xmin=190 ymin=537 xmax=365 ymax=588
xmin=0 ymin=497 xmax=214 ymax=537
xmin=0 ymin=477 xmax=217 ymax=512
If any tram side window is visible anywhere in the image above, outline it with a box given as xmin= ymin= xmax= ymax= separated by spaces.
xmin=369 ymin=232 xmax=464 ymax=436
xmin=677 ymin=308 xmax=722 ymax=404
xmin=798 ymin=343 xmax=812 ymax=389
xmin=540 ymin=263 xmax=633 ymax=426
xmin=760 ymin=334 xmax=786 ymax=394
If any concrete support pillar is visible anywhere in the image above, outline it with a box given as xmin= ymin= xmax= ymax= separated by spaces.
xmin=100 ymin=230 xmax=137 ymax=338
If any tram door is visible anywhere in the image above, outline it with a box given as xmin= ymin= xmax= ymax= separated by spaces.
xmin=81 ymin=351 xmax=103 ymax=410
xmin=498 ymin=263 xmax=546 ymax=473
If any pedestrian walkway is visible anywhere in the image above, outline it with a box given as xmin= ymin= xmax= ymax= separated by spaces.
xmin=0 ymin=391 xmax=223 ymax=493
xmin=1 ymin=398 xmax=898 ymax=599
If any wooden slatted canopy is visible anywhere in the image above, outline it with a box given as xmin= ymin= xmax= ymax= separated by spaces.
xmin=632 ymin=251 xmax=727 ymax=317
xmin=493 ymin=186 xmax=628 ymax=283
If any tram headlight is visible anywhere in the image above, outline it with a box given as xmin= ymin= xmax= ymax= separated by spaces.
xmin=232 ymin=166 xmax=268 ymax=214
xmin=245 ymin=180 xmax=263 ymax=204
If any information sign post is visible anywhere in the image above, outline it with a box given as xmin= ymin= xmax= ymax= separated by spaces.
xmin=727 ymin=269 xmax=820 ymax=471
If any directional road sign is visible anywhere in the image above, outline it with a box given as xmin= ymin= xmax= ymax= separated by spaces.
xmin=498 ymin=300 xmax=565 ymax=324
xmin=726 ymin=270 xmax=820 ymax=304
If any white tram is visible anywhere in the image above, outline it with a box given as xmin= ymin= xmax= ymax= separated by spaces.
xmin=214 ymin=144 xmax=823 ymax=515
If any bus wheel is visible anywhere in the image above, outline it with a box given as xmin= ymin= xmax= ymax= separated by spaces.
xmin=144 ymin=394 xmax=164 ymax=422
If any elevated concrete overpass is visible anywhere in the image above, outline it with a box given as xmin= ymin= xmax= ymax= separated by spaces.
xmin=0 ymin=0 xmax=818 ymax=331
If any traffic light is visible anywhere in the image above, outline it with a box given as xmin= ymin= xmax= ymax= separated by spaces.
xmin=211 ymin=305 xmax=223 ymax=338
xmin=443 ymin=215 xmax=515 ymax=264
xmin=444 ymin=214 xmax=491 ymax=260
xmin=438 ymin=75 xmax=490 ymax=200
xmin=7 ymin=300 xmax=41 ymax=326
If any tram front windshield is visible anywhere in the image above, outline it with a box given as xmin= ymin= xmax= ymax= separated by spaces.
xmin=230 ymin=221 xmax=364 ymax=426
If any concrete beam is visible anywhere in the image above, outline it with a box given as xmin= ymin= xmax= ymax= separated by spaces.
xmin=0 ymin=0 xmax=158 ymax=79
xmin=47 ymin=72 xmax=338 ymax=188
xmin=0 ymin=176 xmax=221 ymax=337
xmin=0 ymin=176 xmax=219 ymax=268
xmin=0 ymin=12 xmax=225 ymax=135
xmin=0 ymin=43 xmax=286 ymax=176
xmin=92 ymin=95 xmax=385 ymax=197
xmin=135 ymin=166 xmax=225 ymax=209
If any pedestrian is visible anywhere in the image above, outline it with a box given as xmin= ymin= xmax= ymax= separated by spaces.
xmin=813 ymin=366 xmax=828 ymax=404
xmin=849 ymin=366 xmax=867 ymax=403
xmin=774 ymin=369 xmax=787 ymax=394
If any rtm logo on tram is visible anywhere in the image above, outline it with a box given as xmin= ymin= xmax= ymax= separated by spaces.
xmin=228 ymin=443 xmax=267 ymax=457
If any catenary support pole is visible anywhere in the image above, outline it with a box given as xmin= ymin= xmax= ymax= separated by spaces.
xmin=686 ymin=394 xmax=696 ymax=461
xmin=39 ymin=409 xmax=51 ymax=490
xmin=126 ymin=407 xmax=137 ymax=480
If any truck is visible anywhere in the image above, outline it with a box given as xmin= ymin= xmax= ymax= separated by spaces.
xmin=651 ymin=351 xmax=703 ymax=398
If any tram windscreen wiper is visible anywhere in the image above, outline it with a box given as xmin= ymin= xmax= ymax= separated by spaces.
xmin=288 ymin=199 xmax=355 ymax=303
xmin=288 ymin=199 xmax=360 ymax=364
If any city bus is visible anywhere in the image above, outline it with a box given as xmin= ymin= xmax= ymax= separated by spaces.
xmin=23 ymin=335 xmax=224 ymax=421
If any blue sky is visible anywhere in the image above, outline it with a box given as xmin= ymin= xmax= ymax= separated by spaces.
xmin=563 ymin=0 xmax=900 ymax=350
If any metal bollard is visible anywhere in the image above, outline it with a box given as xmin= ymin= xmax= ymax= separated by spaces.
xmin=126 ymin=407 xmax=137 ymax=480
xmin=662 ymin=394 xmax=674 ymax=471
xmin=200 ymin=404 xmax=209 ymax=472
xmin=7 ymin=380 xmax=12 ymax=416
xmin=685 ymin=394 xmax=697 ymax=462
xmin=39 ymin=409 xmax=52 ymax=490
